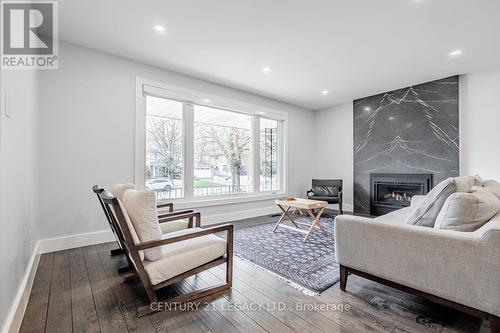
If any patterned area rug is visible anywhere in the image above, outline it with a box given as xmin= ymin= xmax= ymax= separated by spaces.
xmin=229 ymin=216 xmax=339 ymax=294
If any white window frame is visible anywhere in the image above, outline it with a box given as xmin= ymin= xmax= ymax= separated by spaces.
xmin=135 ymin=77 xmax=288 ymax=207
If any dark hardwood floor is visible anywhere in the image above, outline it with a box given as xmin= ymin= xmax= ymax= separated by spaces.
xmin=19 ymin=215 xmax=489 ymax=333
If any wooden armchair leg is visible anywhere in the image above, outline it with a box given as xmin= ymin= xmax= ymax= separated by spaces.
xmin=491 ymin=315 xmax=500 ymax=333
xmin=118 ymin=265 xmax=133 ymax=273
xmin=226 ymin=232 xmax=233 ymax=287
xmin=110 ymin=248 xmax=123 ymax=256
xmin=340 ymin=265 xmax=348 ymax=291
xmin=137 ymin=283 xmax=230 ymax=317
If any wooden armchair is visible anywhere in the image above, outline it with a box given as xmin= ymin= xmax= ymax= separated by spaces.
xmin=101 ymin=192 xmax=233 ymax=316
xmin=92 ymin=185 xmax=201 ymax=272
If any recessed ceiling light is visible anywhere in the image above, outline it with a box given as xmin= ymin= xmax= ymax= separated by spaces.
xmin=449 ymin=49 xmax=462 ymax=57
xmin=364 ymin=106 xmax=371 ymax=111
xmin=321 ymin=90 xmax=329 ymax=95
xmin=388 ymin=116 xmax=395 ymax=121
xmin=262 ymin=67 xmax=271 ymax=74
xmin=154 ymin=25 xmax=166 ymax=33
xmin=202 ymin=98 xmax=212 ymax=103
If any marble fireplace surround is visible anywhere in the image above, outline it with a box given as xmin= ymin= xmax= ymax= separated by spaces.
xmin=353 ymin=76 xmax=459 ymax=215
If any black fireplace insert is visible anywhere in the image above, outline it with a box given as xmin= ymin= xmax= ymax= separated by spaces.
xmin=370 ymin=173 xmax=432 ymax=216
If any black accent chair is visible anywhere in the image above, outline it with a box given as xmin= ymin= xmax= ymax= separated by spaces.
xmin=306 ymin=179 xmax=343 ymax=214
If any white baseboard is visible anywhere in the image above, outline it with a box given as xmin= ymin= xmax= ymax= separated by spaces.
xmin=38 ymin=229 xmax=115 ymax=254
xmin=341 ymin=203 xmax=354 ymax=212
xmin=2 ymin=231 xmax=116 ymax=333
xmin=2 ymin=242 xmax=40 ymax=333
xmin=202 ymin=205 xmax=281 ymax=225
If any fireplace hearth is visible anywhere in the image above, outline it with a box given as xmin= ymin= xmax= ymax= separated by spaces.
xmin=370 ymin=173 xmax=432 ymax=216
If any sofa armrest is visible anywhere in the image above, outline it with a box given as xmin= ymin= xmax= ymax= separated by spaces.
xmin=334 ymin=215 xmax=500 ymax=316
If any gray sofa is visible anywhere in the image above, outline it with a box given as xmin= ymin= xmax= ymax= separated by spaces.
xmin=335 ymin=180 xmax=500 ymax=332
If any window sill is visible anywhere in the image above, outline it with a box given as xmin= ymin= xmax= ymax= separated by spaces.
xmin=160 ymin=192 xmax=284 ymax=209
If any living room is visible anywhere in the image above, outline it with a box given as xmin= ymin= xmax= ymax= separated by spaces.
xmin=1 ymin=1 xmax=500 ymax=333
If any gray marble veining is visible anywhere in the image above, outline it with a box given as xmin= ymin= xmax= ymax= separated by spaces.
xmin=353 ymin=76 xmax=459 ymax=214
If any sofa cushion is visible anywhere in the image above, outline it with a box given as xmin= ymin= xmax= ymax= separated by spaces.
xmin=435 ymin=188 xmax=500 ymax=232
xmin=143 ymin=227 xmax=226 ymax=285
xmin=406 ymin=176 xmax=475 ymax=227
xmin=473 ymin=175 xmax=483 ymax=186
xmin=483 ymin=180 xmax=500 ymax=200
xmin=375 ymin=207 xmax=414 ymax=225
xmin=160 ymin=219 xmax=189 ymax=234
xmin=111 ymin=183 xmax=136 ymax=201
xmin=122 ymin=189 xmax=163 ymax=261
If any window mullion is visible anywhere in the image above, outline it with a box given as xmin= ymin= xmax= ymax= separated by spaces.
xmin=278 ymin=120 xmax=285 ymax=194
xmin=251 ymin=116 xmax=261 ymax=193
xmin=183 ymin=102 xmax=194 ymax=199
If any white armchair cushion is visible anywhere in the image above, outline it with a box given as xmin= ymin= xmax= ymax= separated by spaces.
xmin=122 ymin=189 xmax=163 ymax=261
xmin=117 ymin=199 xmax=144 ymax=261
xmin=435 ymin=187 xmax=500 ymax=232
xmin=160 ymin=219 xmax=190 ymax=234
xmin=143 ymin=228 xmax=226 ymax=285
xmin=111 ymin=183 xmax=136 ymax=201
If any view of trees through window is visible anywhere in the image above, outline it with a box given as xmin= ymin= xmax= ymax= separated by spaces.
xmin=144 ymin=95 xmax=281 ymax=199
xmin=194 ymin=105 xmax=251 ymax=197
xmin=145 ymin=96 xmax=184 ymax=198
xmin=260 ymin=118 xmax=279 ymax=191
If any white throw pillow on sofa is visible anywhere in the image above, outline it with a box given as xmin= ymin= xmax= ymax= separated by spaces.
xmin=434 ymin=187 xmax=500 ymax=232
xmin=122 ymin=189 xmax=163 ymax=261
xmin=406 ymin=176 xmax=475 ymax=227
xmin=111 ymin=183 xmax=136 ymax=201
xmin=483 ymin=180 xmax=500 ymax=200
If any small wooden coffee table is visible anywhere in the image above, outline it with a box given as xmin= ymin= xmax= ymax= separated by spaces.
xmin=273 ymin=197 xmax=328 ymax=242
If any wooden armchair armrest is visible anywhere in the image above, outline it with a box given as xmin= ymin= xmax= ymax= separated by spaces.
xmin=157 ymin=209 xmax=193 ymax=220
xmin=158 ymin=211 xmax=201 ymax=228
xmin=136 ymin=224 xmax=233 ymax=251
xmin=157 ymin=202 xmax=173 ymax=212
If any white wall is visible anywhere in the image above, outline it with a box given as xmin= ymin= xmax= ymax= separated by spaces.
xmin=38 ymin=42 xmax=314 ymax=240
xmin=0 ymin=70 xmax=39 ymax=331
xmin=460 ymin=67 xmax=500 ymax=180
xmin=313 ymin=103 xmax=354 ymax=211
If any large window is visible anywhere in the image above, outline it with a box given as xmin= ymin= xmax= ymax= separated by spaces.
xmin=194 ymin=105 xmax=252 ymax=197
xmin=139 ymin=82 xmax=285 ymax=201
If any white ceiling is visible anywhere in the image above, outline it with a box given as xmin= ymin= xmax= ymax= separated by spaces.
xmin=60 ymin=0 xmax=500 ymax=110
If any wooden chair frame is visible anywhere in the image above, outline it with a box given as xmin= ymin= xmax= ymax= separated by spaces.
xmin=92 ymin=185 xmax=201 ymax=272
xmin=100 ymin=192 xmax=233 ymax=317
